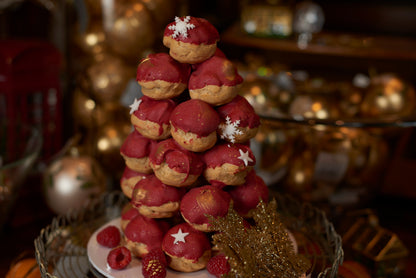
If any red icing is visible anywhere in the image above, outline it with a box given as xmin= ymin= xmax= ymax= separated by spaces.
xmin=131 ymin=175 xmax=185 ymax=207
xmin=120 ymin=131 xmax=157 ymax=158
xmin=162 ymin=223 xmax=211 ymax=261
xmin=170 ymin=99 xmax=220 ymax=136
xmin=180 ymin=185 xmax=231 ymax=226
xmin=121 ymin=206 xmax=140 ymax=221
xmin=217 ymin=95 xmax=260 ymax=128
xmin=136 ymin=53 xmax=191 ymax=83
xmin=203 ymin=143 xmax=256 ymax=168
xmin=188 ymin=56 xmax=243 ymax=89
xmin=164 ymin=17 xmax=219 ymax=45
xmin=227 ymin=170 xmax=269 ymax=216
xmin=132 ymin=96 xmax=176 ymax=125
xmin=121 ymin=166 xmax=151 ymax=181
xmin=124 ymin=214 xmax=165 ymax=251
xmin=150 ymin=138 xmax=204 ymax=176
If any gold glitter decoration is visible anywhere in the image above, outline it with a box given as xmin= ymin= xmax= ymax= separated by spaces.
xmin=210 ymin=200 xmax=310 ymax=278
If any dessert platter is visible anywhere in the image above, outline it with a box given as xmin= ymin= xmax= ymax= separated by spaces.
xmin=35 ymin=16 xmax=343 ymax=278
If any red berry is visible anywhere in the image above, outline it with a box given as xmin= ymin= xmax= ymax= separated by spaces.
xmin=142 ymin=259 xmax=166 ymax=278
xmin=97 ymin=225 xmax=121 ymax=248
xmin=207 ymin=254 xmax=230 ymax=278
xmin=142 ymin=248 xmax=168 ymax=267
xmin=107 ymin=246 xmax=131 ymax=270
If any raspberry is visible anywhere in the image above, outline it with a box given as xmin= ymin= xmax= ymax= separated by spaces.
xmin=97 ymin=225 xmax=121 ymax=248
xmin=142 ymin=259 xmax=166 ymax=278
xmin=142 ymin=248 xmax=168 ymax=267
xmin=206 ymin=254 xmax=230 ymax=278
xmin=107 ymin=246 xmax=131 ymax=270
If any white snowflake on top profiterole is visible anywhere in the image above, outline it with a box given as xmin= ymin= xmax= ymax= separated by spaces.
xmin=168 ymin=16 xmax=195 ymax=38
xmin=219 ymin=116 xmax=243 ymax=143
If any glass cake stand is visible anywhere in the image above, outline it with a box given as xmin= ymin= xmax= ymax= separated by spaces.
xmin=34 ymin=191 xmax=343 ymax=278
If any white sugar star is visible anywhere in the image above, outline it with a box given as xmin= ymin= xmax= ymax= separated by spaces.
xmin=238 ymin=149 xmax=253 ymax=166
xmin=129 ymin=98 xmax=142 ymax=114
xmin=168 ymin=16 xmax=195 ymax=38
xmin=171 ymin=228 xmax=189 ymax=244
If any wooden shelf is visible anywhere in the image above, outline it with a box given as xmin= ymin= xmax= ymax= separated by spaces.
xmin=221 ymin=23 xmax=416 ymax=62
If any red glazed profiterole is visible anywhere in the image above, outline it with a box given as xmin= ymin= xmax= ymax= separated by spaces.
xmin=227 ymin=170 xmax=269 ymax=217
xmin=130 ymin=96 xmax=176 ymax=140
xmin=217 ymin=95 xmax=260 ymax=143
xmin=180 ymin=185 xmax=232 ymax=232
xmin=150 ymin=138 xmax=204 ymax=187
xmin=170 ymin=99 xmax=220 ymax=152
xmin=136 ymin=53 xmax=191 ymax=100
xmin=120 ymin=131 xmax=157 ymax=174
xmin=131 ymin=175 xmax=185 ymax=218
xmin=203 ymin=142 xmax=256 ymax=186
xmin=162 ymin=222 xmax=212 ymax=272
xmin=124 ymin=213 xmax=167 ymax=258
xmin=188 ymin=55 xmax=243 ymax=106
xmin=120 ymin=166 xmax=152 ymax=199
xmin=120 ymin=203 xmax=140 ymax=232
xmin=163 ymin=16 xmax=220 ymax=64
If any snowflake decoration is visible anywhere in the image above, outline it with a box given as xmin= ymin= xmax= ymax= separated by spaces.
xmin=168 ymin=16 xmax=195 ymax=39
xmin=171 ymin=228 xmax=189 ymax=244
xmin=129 ymin=98 xmax=142 ymax=114
xmin=219 ymin=116 xmax=243 ymax=143
xmin=238 ymin=149 xmax=253 ymax=167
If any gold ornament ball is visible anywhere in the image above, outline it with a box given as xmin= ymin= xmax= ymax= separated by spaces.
xmin=73 ymin=19 xmax=107 ymax=56
xmin=142 ymin=0 xmax=177 ymax=30
xmin=85 ymin=53 xmax=134 ymax=104
xmin=284 ymin=149 xmax=315 ymax=201
xmin=43 ymin=155 xmax=106 ymax=215
xmin=92 ymin=120 xmax=131 ymax=177
xmin=72 ymin=87 xmax=107 ymax=128
xmin=105 ymin=1 xmax=156 ymax=60
xmin=360 ymin=73 xmax=416 ymax=118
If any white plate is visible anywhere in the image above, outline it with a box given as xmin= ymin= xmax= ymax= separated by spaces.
xmin=87 ymin=218 xmax=215 ymax=278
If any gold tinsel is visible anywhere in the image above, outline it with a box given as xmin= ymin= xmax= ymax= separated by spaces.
xmin=210 ymin=199 xmax=310 ymax=278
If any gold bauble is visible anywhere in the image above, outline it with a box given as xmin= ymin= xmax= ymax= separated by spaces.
xmin=289 ymin=94 xmax=339 ymax=120
xmin=71 ymin=87 xmax=106 ymax=128
xmin=92 ymin=120 xmax=131 ymax=178
xmin=105 ymin=1 xmax=156 ymax=60
xmin=43 ymin=154 xmax=106 ymax=215
xmin=360 ymin=73 xmax=416 ymax=118
xmin=85 ymin=53 xmax=134 ymax=103
xmin=142 ymin=0 xmax=177 ymax=30
xmin=73 ymin=20 xmax=107 ymax=56
xmin=284 ymin=149 xmax=315 ymax=201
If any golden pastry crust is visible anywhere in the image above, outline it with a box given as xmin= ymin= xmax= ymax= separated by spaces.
xmin=163 ymin=36 xmax=217 ymax=64
xmin=140 ymin=80 xmax=187 ymax=100
xmin=125 ymin=239 xmax=148 ymax=258
xmin=170 ymin=127 xmax=217 ymax=152
xmin=189 ymin=84 xmax=240 ymax=106
xmin=131 ymin=114 xmax=171 ymax=140
xmin=138 ymin=202 xmax=180 ymax=218
xmin=204 ymin=163 xmax=253 ymax=186
xmin=152 ymin=161 xmax=200 ymax=187
xmin=120 ymin=155 xmax=153 ymax=174
xmin=166 ymin=249 xmax=211 ymax=272
xmin=120 ymin=173 xmax=148 ymax=199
